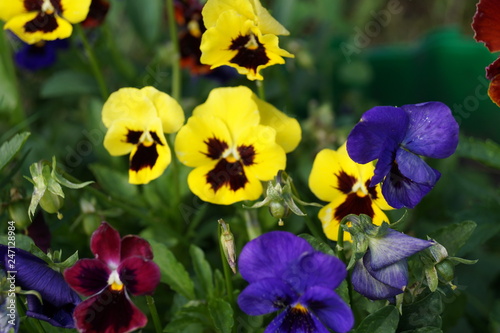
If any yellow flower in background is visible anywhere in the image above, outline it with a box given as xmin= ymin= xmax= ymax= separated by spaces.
xmin=200 ymin=0 xmax=294 ymax=80
xmin=175 ymin=86 xmax=300 ymax=205
xmin=0 ymin=0 xmax=91 ymax=44
xmin=308 ymin=144 xmax=394 ymax=241
xmin=102 ymin=87 xmax=185 ymax=185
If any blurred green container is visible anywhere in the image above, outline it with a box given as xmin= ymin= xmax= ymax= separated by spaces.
xmin=366 ymin=27 xmax=500 ymax=142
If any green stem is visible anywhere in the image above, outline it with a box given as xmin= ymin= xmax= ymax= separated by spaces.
xmin=219 ymin=223 xmax=234 ymax=305
xmin=336 ymin=219 xmax=347 ymax=264
xmin=243 ymin=209 xmax=261 ymax=240
xmin=75 ymin=24 xmax=108 ymax=100
xmin=256 ymin=80 xmax=266 ymax=100
xmin=165 ymin=0 xmax=181 ymax=101
xmin=146 ymin=295 xmax=163 ymax=333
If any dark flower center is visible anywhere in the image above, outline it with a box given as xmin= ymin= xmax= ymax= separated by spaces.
xmin=334 ymin=193 xmax=375 ymax=221
xmin=277 ymin=305 xmax=318 ymax=332
xmin=23 ymin=0 xmax=64 ymax=33
xmin=229 ymin=33 xmax=270 ymax=73
xmin=125 ymin=130 xmax=165 ymax=172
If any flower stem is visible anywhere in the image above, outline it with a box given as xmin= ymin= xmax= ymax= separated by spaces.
xmin=146 ymin=295 xmax=163 ymax=333
xmin=219 ymin=223 xmax=234 ymax=305
xmin=256 ymin=80 xmax=266 ymax=100
xmin=243 ymin=209 xmax=261 ymax=240
xmin=75 ymin=24 xmax=108 ymax=100
xmin=165 ymin=0 xmax=181 ymax=101
xmin=336 ymin=221 xmax=347 ymax=264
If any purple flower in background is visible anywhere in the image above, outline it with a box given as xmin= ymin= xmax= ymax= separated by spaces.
xmin=64 ymin=222 xmax=160 ymax=333
xmin=237 ymin=231 xmax=354 ymax=333
xmin=14 ymin=39 xmax=68 ymax=71
xmin=346 ymin=218 xmax=434 ymax=300
xmin=0 ymin=245 xmax=81 ymax=328
xmin=346 ymin=102 xmax=459 ymax=209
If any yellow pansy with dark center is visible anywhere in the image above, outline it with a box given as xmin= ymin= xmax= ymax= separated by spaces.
xmin=101 ymin=87 xmax=185 ymax=185
xmin=0 ymin=0 xmax=91 ymax=44
xmin=175 ymin=86 xmax=299 ymax=205
xmin=200 ymin=0 xmax=293 ymax=80
xmin=309 ymin=144 xmax=394 ymax=241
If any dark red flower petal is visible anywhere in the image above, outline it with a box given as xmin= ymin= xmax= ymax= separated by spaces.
xmin=91 ymin=222 xmax=121 ymax=267
xmin=120 ymin=235 xmax=154 ymax=260
xmin=486 ymin=58 xmax=500 ymax=106
xmin=472 ymin=0 xmax=500 ymax=52
xmin=64 ymin=259 xmax=110 ymax=297
xmin=118 ymin=257 xmax=161 ymax=296
xmin=73 ymin=289 xmax=147 ymax=333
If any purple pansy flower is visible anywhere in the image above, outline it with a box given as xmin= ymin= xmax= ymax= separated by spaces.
xmin=14 ymin=39 xmax=68 ymax=71
xmin=64 ymin=222 xmax=160 ymax=333
xmin=346 ymin=218 xmax=434 ymax=300
xmin=0 ymin=245 xmax=81 ymax=328
xmin=346 ymin=102 xmax=459 ymax=209
xmin=237 ymin=231 xmax=354 ymax=333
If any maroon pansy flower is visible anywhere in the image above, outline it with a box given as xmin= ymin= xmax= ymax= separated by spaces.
xmin=82 ymin=0 xmax=110 ymax=29
xmin=64 ymin=222 xmax=160 ymax=333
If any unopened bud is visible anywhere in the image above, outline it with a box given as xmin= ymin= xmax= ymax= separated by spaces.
xmin=39 ymin=191 xmax=64 ymax=216
xmin=436 ymin=259 xmax=454 ymax=283
xmin=218 ymin=219 xmax=236 ymax=274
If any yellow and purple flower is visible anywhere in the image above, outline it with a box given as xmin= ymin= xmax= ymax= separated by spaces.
xmin=346 ymin=102 xmax=459 ymax=209
xmin=238 ymin=231 xmax=354 ymax=333
xmin=102 ymin=86 xmax=185 ymax=184
xmin=200 ymin=0 xmax=294 ymax=80
xmin=0 ymin=0 xmax=91 ymax=44
xmin=0 ymin=245 xmax=81 ymax=328
xmin=64 ymin=222 xmax=160 ymax=333
xmin=309 ymin=143 xmax=394 ymax=241
xmin=174 ymin=86 xmax=301 ymax=205
xmin=472 ymin=0 xmax=500 ymax=106
xmin=346 ymin=216 xmax=434 ymax=300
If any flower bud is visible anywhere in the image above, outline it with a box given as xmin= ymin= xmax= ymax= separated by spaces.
xmin=8 ymin=201 xmax=30 ymax=229
xmin=218 ymin=219 xmax=236 ymax=274
xmin=39 ymin=191 xmax=64 ymax=217
xmin=436 ymin=259 xmax=454 ymax=283
xmin=83 ymin=214 xmax=101 ymax=236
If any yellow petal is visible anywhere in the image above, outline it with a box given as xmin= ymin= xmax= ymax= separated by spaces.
xmin=140 ymin=86 xmax=184 ymax=133
xmin=252 ymin=94 xmax=301 ymax=153
xmin=192 ymin=86 xmax=260 ymax=139
xmin=236 ymin=124 xmax=286 ymax=181
xmin=129 ymin=141 xmax=171 ymax=185
xmin=248 ymin=0 xmax=290 ymax=35
xmin=102 ymin=88 xmax=158 ymax=128
xmin=187 ymin=161 xmax=263 ymax=205
xmin=318 ymin=200 xmax=352 ymax=242
xmin=60 ymin=0 xmax=91 ymax=23
xmin=309 ymin=148 xmax=352 ymax=202
xmin=202 ymin=0 xmax=256 ymax=29
xmin=175 ymin=114 xmax=233 ymax=167
xmin=0 ymin=0 xmax=26 ymax=22
xmin=5 ymin=12 xmax=72 ymax=44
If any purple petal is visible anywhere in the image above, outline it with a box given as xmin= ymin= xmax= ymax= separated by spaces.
xmin=73 ymin=289 xmax=147 ymax=333
xmin=264 ymin=306 xmax=330 ymax=333
xmin=0 ymin=246 xmax=81 ymax=309
xmin=370 ymin=147 xmax=396 ymax=186
xmin=118 ymin=257 xmax=160 ymax=296
xmin=14 ymin=42 xmax=58 ymax=71
xmin=396 ymin=149 xmax=440 ymax=185
xmin=382 ymin=165 xmax=438 ymax=209
xmin=238 ymin=231 xmax=313 ymax=283
xmin=26 ymin=294 xmax=77 ymax=328
xmin=400 ymin=102 xmax=459 ymax=158
xmin=300 ymin=286 xmax=354 ymax=333
xmin=238 ymin=278 xmax=297 ymax=316
xmin=364 ymin=253 xmax=408 ymax=291
xmin=346 ymin=106 xmax=408 ymax=164
xmin=351 ymin=255 xmax=405 ymax=300
xmin=120 ymin=235 xmax=154 ymax=260
xmin=91 ymin=222 xmax=121 ymax=267
xmin=368 ymin=228 xmax=435 ymax=270
xmin=281 ymin=251 xmax=347 ymax=293
xmin=64 ymin=259 xmax=110 ymax=297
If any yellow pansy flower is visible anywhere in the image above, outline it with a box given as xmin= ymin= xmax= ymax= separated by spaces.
xmin=175 ymin=86 xmax=300 ymax=205
xmin=0 ymin=0 xmax=91 ymax=44
xmin=200 ymin=0 xmax=293 ymax=80
xmin=102 ymin=87 xmax=184 ymax=185
xmin=308 ymin=143 xmax=394 ymax=241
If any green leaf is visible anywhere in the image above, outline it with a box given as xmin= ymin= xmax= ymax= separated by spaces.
xmin=89 ymin=163 xmax=140 ymax=202
xmin=429 ymin=221 xmax=476 ymax=256
xmin=53 ymin=171 xmax=94 ymax=189
xmin=40 ymin=70 xmax=99 ymax=98
xmin=124 ymin=0 xmax=163 ymax=45
xmin=208 ymin=298 xmax=234 ymax=333
xmin=455 ymin=136 xmax=500 ymax=169
xmin=299 ymin=233 xmax=335 ymax=255
xmin=149 ymin=240 xmax=195 ymax=300
xmin=27 ymin=163 xmax=47 ymax=219
xmin=400 ymin=328 xmax=443 ymax=333
xmin=55 ymin=250 xmax=79 ymax=269
xmin=164 ymin=301 xmax=210 ymax=333
xmin=0 ymin=234 xmax=34 ymax=251
xmin=190 ymin=245 xmax=214 ymax=299
xmin=355 ymin=305 xmax=399 ymax=333
xmin=0 ymin=132 xmax=30 ymax=171
xmin=399 ymin=292 xmax=443 ymax=330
